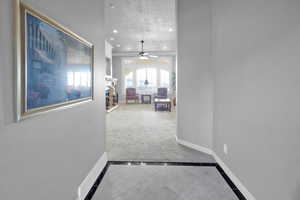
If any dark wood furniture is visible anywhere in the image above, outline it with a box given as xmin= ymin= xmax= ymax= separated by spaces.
xmin=154 ymin=98 xmax=171 ymax=112
xmin=105 ymin=87 xmax=118 ymax=110
xmin=126 ymin=88 xmax=139 ymax=104
xmin=154 ymin=88 xmax=168 ymax=99
xmin=141 ymin=94 xmax=152 ymax=104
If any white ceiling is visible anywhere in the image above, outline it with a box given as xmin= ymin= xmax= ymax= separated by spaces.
xmin=105 ymin=0 xmax=176 ymax=53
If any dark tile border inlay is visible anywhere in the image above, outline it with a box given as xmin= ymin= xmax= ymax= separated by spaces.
xmin=215 ymin=164 xmax=247 ymax=200
xmin=109 ymin=160 xmax=217 ymax=167
xmin=84 ymin=163 xmax=109 ymax=200
xmin=85 ymin=161 xmax=247 ymax=200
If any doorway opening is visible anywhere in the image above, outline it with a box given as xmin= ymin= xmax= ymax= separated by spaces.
xmin=104 ymin=0 xmax=212 ymax=163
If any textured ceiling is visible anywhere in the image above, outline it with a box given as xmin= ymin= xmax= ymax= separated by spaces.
xmin=105 ymin=0 xmax=176 ymax=53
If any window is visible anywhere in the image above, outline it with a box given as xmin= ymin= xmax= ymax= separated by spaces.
xmin=125 ymin=72 xmax=134 ymax=88
xmin=74 ymin=72 xmax=81 ymax=87
xmin=136 ymin=68 xmax=157 ymax=88
xmin=67 ymin=72 xmax=74 ymax=86
xmin=160 ymin=69 xmax=170 ymax=88
xmin=80 ymin=72 xmax=88 ymax=87
xmin=67 ymin=71 xmax=91 ymax=87
xmin=147 ymin=68 xmax=157 ymax=87
xmin=136 ymin=68 xmax=146 ymax=87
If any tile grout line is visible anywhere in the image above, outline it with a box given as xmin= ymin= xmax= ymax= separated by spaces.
xmin=84 ymin=161 xmax=247 ymax=200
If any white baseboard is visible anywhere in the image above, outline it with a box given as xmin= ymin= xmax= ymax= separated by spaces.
xmin=175 ymin=135 xmax=213 ymax=155
xmin=77 ymin=152 xmax=108 ymax=200
xmin=212 ymin=152 xmax=256 ymax=200
xmin=175 ymin=135 xmax=256 ymax=200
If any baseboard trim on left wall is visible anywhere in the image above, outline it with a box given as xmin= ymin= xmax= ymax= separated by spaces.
xmin=77 ymin=152 xmax=108 ymax=200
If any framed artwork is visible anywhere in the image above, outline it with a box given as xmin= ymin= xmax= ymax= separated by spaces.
xmin=16 ymin=2 xmax=94 ymax=120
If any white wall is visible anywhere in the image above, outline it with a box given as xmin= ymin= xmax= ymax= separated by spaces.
xmin=0 ymin=0 xmax=106 ymax=200
xmin=112 ymin=56 xmax=123 ymax=96
xmin=177 ymin=0 xmax=214 ymax=149
xmin=211 ymin=0 xmax=300 ymax=199
xmin=178 ymin=0 xmax=300 ymax=199
xmin=105 ymin=41 xmax=113 ymax=76
xmin=105 ymin=41 xmax=113 ymax=59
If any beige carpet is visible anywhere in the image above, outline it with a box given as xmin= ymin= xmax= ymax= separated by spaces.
xmin=106 ymin=104 xmax=215 ymax=162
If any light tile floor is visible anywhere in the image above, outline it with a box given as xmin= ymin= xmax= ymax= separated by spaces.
xmin=92 ymin=164 xmax=239 ymax=200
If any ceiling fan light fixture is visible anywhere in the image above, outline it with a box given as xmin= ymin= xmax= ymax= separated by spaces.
xmin=138 ymin=40 xmax=157 ymax=60
xmin=139 ymin=56 xmax=149 ymax=60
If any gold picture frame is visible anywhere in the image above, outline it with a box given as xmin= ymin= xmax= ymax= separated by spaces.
xmin=15 ymin=1 xmax=95 ymax=121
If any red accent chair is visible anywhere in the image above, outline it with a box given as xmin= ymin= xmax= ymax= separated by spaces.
xmin=126 ymin=88 xmax=139 ymax=104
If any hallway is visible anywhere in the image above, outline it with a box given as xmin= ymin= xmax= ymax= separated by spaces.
xmin=1 ymin=0 xmax=299 ymax=200
xmin=106 ymin=104 xmax=214 ymax=162
xmin=101 ymin=105 xmax=243 ymax=199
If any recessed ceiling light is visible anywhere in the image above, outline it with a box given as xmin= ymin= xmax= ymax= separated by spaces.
xmin=127 ymin=47 xmax=132 ymax=51
xmin=168 ymin=28 xmax=173 ymax=32
xmin=113 ymin=29 xmax=118 ymax=34
xmin=110 ymin=37 xmax=114 ymax=41
xmin=116 ymin=44 xmax=121 ymax=47
xmin=163 ymin=46 xmax=168 ymax=50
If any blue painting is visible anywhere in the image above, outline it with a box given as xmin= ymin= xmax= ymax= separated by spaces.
xmin=25 ymin=11 xmax=93 ymax=112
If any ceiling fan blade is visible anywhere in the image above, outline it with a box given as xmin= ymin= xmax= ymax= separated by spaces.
xmin=149 ymin=55 xmax=158 ymax=58
xmin=139 ymin=55 xmax=149 ymax=60
xmin=143 ymin=52 xmax=149 ymax=55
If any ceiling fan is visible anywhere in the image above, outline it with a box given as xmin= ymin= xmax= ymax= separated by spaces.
xmin=138 ymin=40 xmax=158 ymax=59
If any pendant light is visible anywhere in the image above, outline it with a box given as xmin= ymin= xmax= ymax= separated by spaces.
xmin=144 ymin=67 xmax=149 ymax=85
